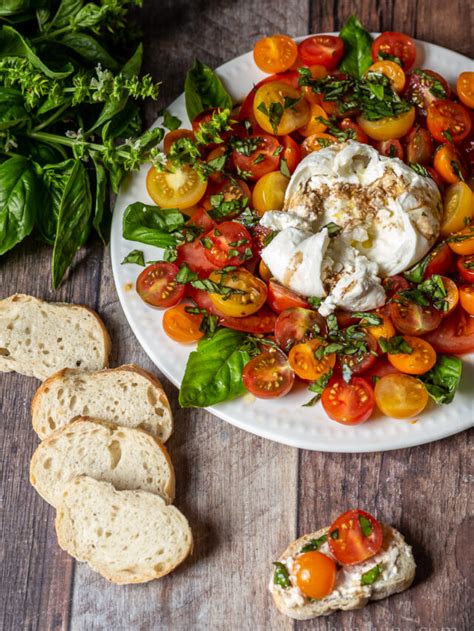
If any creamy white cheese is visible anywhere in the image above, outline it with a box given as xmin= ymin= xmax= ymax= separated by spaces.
xmin=260 ymin=141 xmax=442 ymax=314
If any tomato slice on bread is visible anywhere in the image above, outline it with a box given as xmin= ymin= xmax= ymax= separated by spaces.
xmin=328 ymin=509 xmax=383 ymax=565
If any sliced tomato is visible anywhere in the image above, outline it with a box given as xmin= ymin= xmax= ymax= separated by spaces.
xmin=363 ymin=356 xmax=401 ymax=384
xmin=202 ymin=178 xmax=252 ymax=215
xmin=374 ymin=138 xmax=404 ymax=160
xmin=267 ymin=279 xmax=309 ymax=313
xmin=339 ymin=118 xmax=369 ymax=144
xmin=424 ymin=243 xmax=454 ymax=278
xmin=251 ymin=224 xmax=274 ymax=255
xmin=186 ymin=207 xmax=216 ymax=232
xmin=202 ymin=221 xmax=252 ymax=267
xmin=424 ymin=306 xmax=474 ymax=355
xmin=162 ymin=303 xmax=204 ymax=343
xmin=375 ymin=373 xmax=429 ymax=418
xmin=372 ymin=32 xmax=416 ymax=71
xmin=163 ymin=128 xmax=195 ymax=154
xmin=427 ymin=100 xmax=472 ymax=144
xmin=253 ymin=34 xmax=298 ymax=74
xmin=252 ymin=171 xmax=289 ymax=215
xmin=274 ymin=308 xmax=327 ymax=352
xmin=404 ymin=69 xmax=451 ymax=116
xmin=289 ymin=339 xmax=336 ymax=381
xmin=339 ymin=332 xmax=378 ymax=375
xmin=457 ymin=255 xmax=474 ymax=283
xmin=281 ymin=135 xmax=302 ymax=173
xmin=439 ymin=275 xmax=459 ymax=315
xmin=253 ymin=81 xmax=310 ymax=135
xmin=368 ymin=60 xmax=406 ymax=92
xmin=220 ymin=307 xmax=277 ymax=334
xmin=321 ymin=376 xmax=375 ymax=425
xmin=457 ymin=72 xmax=474 ymax=109
xmin=231 ymin=134 xmax=281 ymax=180
xmin=328 ymin=509 xmax=383 ymax=565
xmin=459 ymin=285 xmax=474 ymax=315
xmin=448 ymin=226 xmax=474 ymax=256
xmin=440 ymin=182 xmax=474 ymax=235
xmin=208 ymin=269 xmax=267 ymax=317
xmin=185 ymin=286 xmax=225 ymax=316
xmin=358 ymin=107 xmax=416 ymax=141
xmin=405 ymin=126 xmax=433 ymax=165
xmin=146 ymin=163 xmax=207 ymax=210
xmin=389 ymin=296 xmax=442 ymax=335
xmin=387 ymin=336 xmax=437 ymax=375
xmin=382 ymin=274 xmax=411 ymax=299
xmin=191 ymin=107 xmax=231 ymax=145
xmin=136 ymin=262 xmax=185 ymax=308
xmin=301 ymin=133 xmax=338 ymax=155
xmin=298 ymin=35 xmax=344 ymax=70
xmin=176 ymin=240 xmax=220 ymax=278
xmin=242 ymin=349 xmax=295 ymax=398
xmin=434 ymin=144 xmax=468 ymax=185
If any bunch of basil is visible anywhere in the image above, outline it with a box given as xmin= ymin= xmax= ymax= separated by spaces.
xmin=0 ymin=0 xmax=164 ymax=287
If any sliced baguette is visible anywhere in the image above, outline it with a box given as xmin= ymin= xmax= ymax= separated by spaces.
xmin=55 ymin=476 xmax=193 ymax=584
xmin=31 ymin=364 xmax=173 ymax=442
xmin=30 ymin=418 xmax=175 ymax=507
xmin=0 ymin=294 xmax=111 ymax=380
xmin=270 ymin=524 xmax=416 ymax=620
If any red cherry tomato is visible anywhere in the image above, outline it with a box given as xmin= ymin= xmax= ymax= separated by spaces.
xmin=274 ymin=308 xmax=327 ymax=352
xmin=363 ymin=356 xmax=401 ymax=384
xmin=185 ymin=286 xmax=225 ymax=316
xmin=339 ymin=332 xmax=378 ymax=375
xmin=457 ymin=255 xmax=474 ymax=283
xmin=281 ymin=135 xmax=302 ymax=173
xmin=321 ymin=376 xmax=375 ymax=425
xmin=374 ymin=138 xmax=404 ymax=160
xmin=186 ymin=207 xmax=216 ymax=232
xmin=136 ymin=262 xmax=185 ymax=308
xmin=242 ymin=349 xmax=295 ymax=398
xmin=372 ymin=32 xmax=416 ymax=72
xmin=298 ymin=35 xmax=344 ymax=70
xmin=427 ymin=100 xmax=472 ymax=144
xmin=404 ymin=69 xmax=451 ymax=116
xmin=231 ymin=134 xmax=281 ymax=180
xmin=328 ymin=509 xmax=383 ymax=565
xmin=176 ymin=239 xmax=220 ymax=278
xmin=219 ymin=307 xmax=277 ymax=334
xmin=424 ymin=243 xmax=454 ymax=278
xmin=389 ymin=296 xmax=442 ymax=335
xmin=202 ymin=221 xmax=252 ymax=267
xmin=424 ymin=306 xmax=474 ymax=355
xmin=405 ymin=126 xmax=434 ymax=165
xmin=382 ymin=275 xmax=411 ymax=299
xmin=251 ymin=224 xmax=274 ymax=256
xmin=339 ymin=118 xmax=369 ymax=143
xmin=202 ymin=178 xmax=251 ymax=215
xmin=267 ymin=279 xmax=309 ymax=313
xmin=192 ymin=108 xmax=231 ymax=147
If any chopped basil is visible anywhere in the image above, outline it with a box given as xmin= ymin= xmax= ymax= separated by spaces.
xmin=419 ymin=354 xmax=462 ymax=404
xmin=280 ymin=157 xmax=291 ymax=178
xmin=176 ymin=263 xmax=198 ymax=284
xmin=379 ymin=336 xmax=413 ymax=355
xmin=161 ymin=109 xmax=182 ymax=131
xmin=442 ymin=129 xmax=453 ymax=143
xmin=323 ymin=222 xmax=342 ymax=237
xmin=352 ymin=312 xmax=383 ymax=327
xmin=273 ymin=145 xmax=283 ymax=156
xmin=359 ymin=514 xmax=373 ymax=537
xmin=361 ymin=564 xmax=382 ymax=586
xmin=273 ymin=562 xmax=291 ymax=588
xmin=303 ymin=369 xmax=333 ymax=407
xmin=256 ymin=101 xmax=284 ymax=134
xmin=121 ymin=249 xmax=145 ymax=266
xmin=377 ymin=50 xmax=402 ymax=66
xmin=231 ymin=136 xmax=262 ymax=156
xmin=409 ymin=163 xmax=430 ymax=178
xmin=200 ymin=236 xmax=213 ymax=250
xmin=330 ymin=529 xmax=339 ymax=540
xmin=253 ymin=153 xmax=266 ymax=164
xmin=300 ymin=534 xmax=328 ymax=553
xmin=308 ymin=296 xmax=322 ymax=308
xmin=451 ymin=160 xmax=465 ymax=182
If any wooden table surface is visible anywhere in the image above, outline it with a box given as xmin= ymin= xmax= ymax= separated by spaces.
xmin=1 ymin=1 xmax=473 ymax=629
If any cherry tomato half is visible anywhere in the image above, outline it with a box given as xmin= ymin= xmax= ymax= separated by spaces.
xmin=208 ymin=269 xmax=267 ymax=317
xmin=424 ymin=243 xmax=454 ymax=278
xmin=253 ymin=81 xmax=310 ymax=135
xmin=267 ymin=279 xmax=309 ymax=312
xmin=434 ymin=145 xmax=468 ymax=185
xmin=298 ymin=35 xmax=344 ymax=70
xmin=440 ymin=182 xmax=474 ymax=235
xmin=321 ymin=376 xmax=375 ymax=425
xmin=427 ymin=100 xmax=472 ymax=144
xmin=368 ymin=60 xmax=406 ymax=92
xmin=374 ymin=138 xmax=404 ymax=160
xmin=404 ymin=69 xmax=451 ymax=116
xmin=242 ymin=349 xmax=295 ymax=398
xmin=231 ymin=134 xmax=281 ymax=180
xmin=357 ymin=106 xmax=416 ymax=141
xmin=252 ymin=171 xmax=289 ymax=215
xmin=372 ymin=32 xmax=416 ymax=71
xmin=339 ymin=118 xmax=369 ymax=144
xmin=457 ymin=72 xmax=474 ymax=109
xmin=274 ymin=308 xmax=327 ymax=352
xmin=162 ymin=303 xmax=204 ymax=343
xmin=289 ymin=339 xmax=336 ymax=381
xmin=424 ymin=306 xmax=474 ymax=355
xmin=293 ymin=551 xmax=336 ymax=599
xmin=253 ymin=34 xmax=298 ymax=74
xmin=459 ymin=285 xmax=474 ymax=315
xmin=382 ymin=274 xmax=411 ymax=299
xmin=146 ymin=163 xmax=207 ymax=210
xmin=220 ymin=307 xmax=277 ymax=334
xmin=339 ymin=331 xmax=378 ymax=375
xmin=387 ymin=336 xmax=437 ymax=374
xmin=163 ymin=128 xmax=195 ymax=154
xmin=136 ymin=262 xmax=185 ymax=308
xmin=389 ymin=296 xmax=442 ymax=335
xmin=405 ymin=126 xmax=433 ymax=165
xmin=281 ymin=135 xmax=302 ymax=173
xmin=202 ymin=221 xmax=252 ymax=268
xmin=176 ymin=239 xmax=220 ymax=278
xmin=457 ymin=255 xmax=474 ymax=283
xmin=328 ymin=509 xmax=383 ymax=565
xmin=448 ymin=226 xmax=474 ymax=256
xmin=374 ymin=373 xmax=429 ymax=418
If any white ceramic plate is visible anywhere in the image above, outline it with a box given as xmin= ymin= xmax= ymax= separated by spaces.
xmin=111 ymin=35 xmax=474 ymax=452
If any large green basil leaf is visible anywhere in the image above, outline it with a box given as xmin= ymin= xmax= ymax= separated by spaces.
xmin=184 ymin=59 xmax=233 ymax=121
xmin=49 ymin=160 xmax=92 ymax=287
xmin=179 ymin=329 xmax=251 ymax=407
xmin=0 ymin=156 xmax=42 ymax=255
xmin=48 ymin=0 xmax=82 ymax=29
xmin=91 ymin=154 xmax=109 ymax=244
xmin=419 ymin=355 xmax=462 ymax=404
xmin=122 ymin=201 xmax=185 ymax=248
xmin=0 ymin=87 xmax=29 ymax=130
xmin=38 ymin=158 xmax=74 ymax=244
xmin=58 ymin=32 xmax=120 ymax=70
xmin=0 ymin=25 xmax=73 ymax=78
xmin=0 ymin=0 xmax=48 ymax=17
xmin=339 ymin=16 xmax=373 ymax=79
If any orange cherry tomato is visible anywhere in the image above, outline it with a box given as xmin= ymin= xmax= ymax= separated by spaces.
xmin=457 ymin=72 xmax=474 ymax=109
xmin=281 ymin=134 xmax=302 ymax=173
xmin=328 ymin=509 xmax=383 ymax=565
xmin=252 ymin=171 xmax=289 ymax=215
xmin=374 ymin=373 xmax=429 ymax=418
xmin=363 ymin=313 xmax=396 ymax=343
xmin=387 ymin=336 xmax=437 ymax=375
xmin=440 ymin=182 xmax=474 ymax=235
xmin=162 ymin=303 xmax=204 ymax=343
xmin=163 ymin=128 xmax=195 ymax=154
xmin=299 ymin=101 xmax=328 ymax=137
xmin=439 ymin=275 xmax=459 ymax=315
xmin=253 ymin=81 xmax=310 ymax=135
xmin=339 ymin=118 xmax=369 ymax=143
xmin=357 ymin=106 xmax=415 ymax=141
xmin=253 ymin=34 xmax=298 ymax=74
xmin=208 ymin=269 xmax=267 ymax=317
xmin=288 ymin=339 xmax=336 ymax=381
xmin=448 ymin=226 xmax=474 ymax=255
xmin=301 ymin=65 xmax=329 ymax=104
xmin=459 ymin=285 xmax=474 ymax=315
xmin=301 ymin=133 xmax=338 ymax=155
xmin=294 ymin=552 xmax=336 ymax=599
xmin=146 ymin=163 xmax=207 ymax=210
xmin=427 ymin=100 xmax=472 ymax=144
xmin=434 ymin=145 xmax=469 ymax=185
xmin=367 ymin=60 xmax=406 ymax=92
xmin=266 ymin=279 xmax=309 ymax=312
xmin=258 ymin=258 xmax=272 ymax=282
xmin=242 ymin=349 xmax=295 ymax=398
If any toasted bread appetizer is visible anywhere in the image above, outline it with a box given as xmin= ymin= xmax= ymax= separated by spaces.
xmin=31 ymin=364 xmax=173 ymax=442
xmin=0 ymin=294 xmax=111 ymax=380
xmin=55 ymin=476 xmax=193 ymax=584
xmin=270 ymin=509 xmax=416 ymax=620
xmin=30 ymin=418 xmax=175 ymax=507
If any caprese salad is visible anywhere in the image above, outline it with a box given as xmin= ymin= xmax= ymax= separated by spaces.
xmin=122 ymin=16 xmax=474 ymax=425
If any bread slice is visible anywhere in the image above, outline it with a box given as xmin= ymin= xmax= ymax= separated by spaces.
xmin=0 ymin=294 xmax=111 ymax=380
xmin=55 ymin=476 xmax=193 ymax=584
xmin=270 ymin=524 xmax=416 ymax=620
xmin=30 ymin=418 xmax=175 ymax=507
xmin=31 ymin=364 xmax=173 ymax=442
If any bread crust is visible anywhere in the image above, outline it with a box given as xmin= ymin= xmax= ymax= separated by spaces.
xmin=270 ymin=524 xmax=416 ymax=620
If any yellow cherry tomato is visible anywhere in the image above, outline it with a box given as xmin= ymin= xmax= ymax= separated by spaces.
xmin=294 ymin=551 xmax=336 ymax=599
xmin=387 ymin=336 xmax=437 ymax=375
xmin=357 ymin=106 xmax=415 ymax=141
xmin=374 ymin=373 xmax=429 ymax=419
xmin=299 ymin=102 xmax=328 ymax=137
xmin=434 ymin=144 xmax=469 ymax=184
xmin=288 ymin=339 xmax=336 ymax=381
xmin=456 ymin=71 xmax=474 ymax=109
xmin=208 ymin=269 xmax=267 ymax=317
xmin=146 ymin=163 xmax=207 ymax=210
xmin=252 ymin=171 xmax=289 ymax=215
xmin=363 ymin=313 xmax=396 ymax=342
xmin=367 ymin=61 xmax=406 ymax=93
xmin=459 ymin=285 xmax=474 ymax=315
xmin=440 ymin=182 xmax=474 ymax=237
xmin=253 ymin=34 xmax=298 ymax=74
xmin=448 ymin=226 xmax=474 ymax=255
xmin=253 ymin=81 xmax=310 ymax=135
xmin=301 ymin=133 xmax=338 ymax=156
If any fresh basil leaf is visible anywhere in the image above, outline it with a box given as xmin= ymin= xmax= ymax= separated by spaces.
xmin=91 ymin=155 xmax=109 ymax=245
xmin=303 ymin=369 xmax=333 ymax=407
xmin=161 ymin=110 xmax=182 ymax=131
xmin=50 ymin=159 xmax=92 ymax=288
xmin=0 ymin=0 xmax=47 ymax=18
xmin=39 ymin=158 xmax=74 ymax=244
xmin=300 ymin=534 xmax=327 ymax=553
xmin=339 ymin=16 xmax=374 ymax=79
xmin=0 ymin=25 xmax=73 ymax=78
xmin=58 ymin=33 xmax=120 ymax=71
xmin=122 ymin=202 xmax=185 ymax=249
xmin=0 ymin=156 xmax=42 ymax=255
xmin=361 ymin=564 xmax=382 ymax=586
xmin=359 ymin=514 xmax=373 ymax=536
xmin=48 ymin=0 xmax=82 ymax=29
xmin=184 ymin=58 xmax=233 ymax=121
xmin=379 ymin=335 xmax=413 ymax=355
xmin=122 ymin=249 xmax=145 ymax=266
xmin=179 ymin=328 xmax=251 ymax=407
xmin=419 ymin=354 xmax=462 ymax=404
xmin=273 ymin=562 xmax=291 ymax=589
xmin=0 ymin=87 xmax=29 ymax=130
xmin=330 ymin=529 xmax=339 ymax=540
